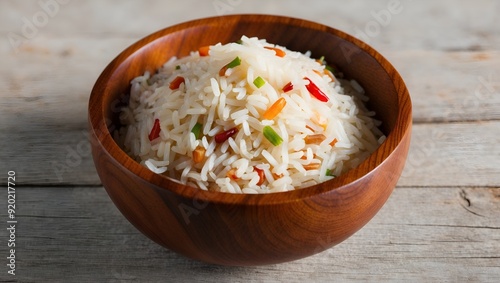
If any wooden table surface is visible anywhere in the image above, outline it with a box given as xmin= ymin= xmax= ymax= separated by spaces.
xmin=1 ymin=0 xmax=499 ymax=282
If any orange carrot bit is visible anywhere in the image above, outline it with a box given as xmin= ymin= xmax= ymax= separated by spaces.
xmin=272 ymin=172 xmax=284 ymax=180
xmin=305 ymin=125 xmax=315 ymax=132
xmin=300 ymin=152 xmax=317 ymax=160
xmin=198 ymin=45 xmax=210 ymax=56
xmin=303 ymin=163 xmax=320 ymax=170
xmin=218 ymin=65 xmax=228 ymax=77
xmin=219 ymin=56 xmax=241 ymax=77
xmin=169 ymin=76 xmax=185 ymax=90
xmin=253 ymin=166 xmax=265 ymax=186
xmin=324 ymin=69 xmax=335 ymax=81
xmin=313 ymin=69 xmax=323 ymax=76
xmin=262 ymin=97 xmax=287 ymax=120
xmin=305 ymin=134 xmax=326 ymax=144
xmin=264 ymin=46 xmax=286 ymax=57
xmin=226 ymin=168 xmax=239 ymax=181
xmin=192 ymin=146 xmax=206 ymax=163
xmin=330 ymin=138 xmax=338 ymax=147
xmin=311 ymin=110 xmax=327 ymax=130
xmin=313 ymin=68 xmax=335 ymax=81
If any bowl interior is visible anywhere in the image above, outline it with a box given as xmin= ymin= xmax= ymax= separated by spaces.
xmin=89 ymin=14 xmax=411 ymax=202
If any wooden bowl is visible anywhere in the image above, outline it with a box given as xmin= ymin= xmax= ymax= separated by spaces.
xmin=88 ymin=14 xmax=412 ymax=266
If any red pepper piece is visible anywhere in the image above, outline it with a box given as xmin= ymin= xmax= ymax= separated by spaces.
xmin=304 ymin=77 xmax=329 ymax=102
xmin=253 ymin=166 xmax=265 ymax=186
xmin=169 ymin=76 xmax=185 ymax=90
xmin=214 ymin=127 xmax=238 ymax=143
xmin=282 ymin=82 xmax=293 ymax=93
xmin=148 ymin=119 xmax=161 ymax=141
xmin=226 ymin=168 xmax=239 ymax=181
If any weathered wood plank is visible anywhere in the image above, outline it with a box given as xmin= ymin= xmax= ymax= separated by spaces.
xmin=390 ymin=50 xmax=500 ymax=123
xmin=0 ymin=185 xmax=497 ymax=282
xmin=2 ymin=0 xmax=499 ymax=51
xmin=399 ymin=120 xmax=500 ymax=187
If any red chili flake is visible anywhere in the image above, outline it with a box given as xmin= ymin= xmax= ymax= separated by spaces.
xmin=226 ymin=168 xmax=239 ymax=181
xmin=304 ymin=77 xmax=329 ymax=102
xmin=214 ymin=127 xmax=238 ymax=143
xmin=148 ymin=119 xmax=161 ymax=141
xmin=253 ymin=166 xmax=265 ymax=186
xmin=282 ymin=82 xmax=293 ymax=93
xmin=169 ymin=76 xmax=185 ymax=90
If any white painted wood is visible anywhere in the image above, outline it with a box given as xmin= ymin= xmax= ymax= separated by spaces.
xmin=1 ymin=0 xmax=499 ymax=281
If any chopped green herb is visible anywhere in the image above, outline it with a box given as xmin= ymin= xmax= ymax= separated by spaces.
xmin=325 ymin=65 xmax=335 ymax=73
xmin=219 ymin=56 xmax=242 ymax=76
xmin=175 ymin=65 xmax=181 ymax=70
xmin=236 ymin=39 xmax=243 ymax=44
xmin=326 ymin=169 xmax=337 ymax=177
xmin=191 ymin=122 xmax=203 ymax=139
xmin=227 ymin=56 xmax=241 ymax=68
xmin=253 ymin=76 xmax=266 ymax=88
xmin=263 ymin=125 xmax=283 ymax=146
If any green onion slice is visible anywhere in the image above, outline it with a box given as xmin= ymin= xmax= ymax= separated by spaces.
xmin=191 ymin=122 xmax=203 ymax=139
xmin=326 ymin=169 xmax=337 ymax=177
xmin=325 ymin=65 xmax=335 ymax=73
xmin=227 ymin=56 xmax=241 ymax=68
xmin=253 ymin=76 xmax=266 ymax=88
xmin=263 ymin=125 xmax=283 ymax=146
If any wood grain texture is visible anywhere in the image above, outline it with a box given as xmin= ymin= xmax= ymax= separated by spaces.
xmin=399 ymin=120 xmax=500 ymax=187
xmin=390 ymin=51 xmax=500 ymax=123
xmin=0 ymin=186 xmax=497 ymax=282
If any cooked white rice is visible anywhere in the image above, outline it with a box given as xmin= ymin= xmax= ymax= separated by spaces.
xmin=116 ymin=36 xmax=385 ymax=194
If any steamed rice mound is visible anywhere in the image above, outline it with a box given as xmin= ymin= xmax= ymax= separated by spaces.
xmin=116 ymin=36 xmax=385 ymax=194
